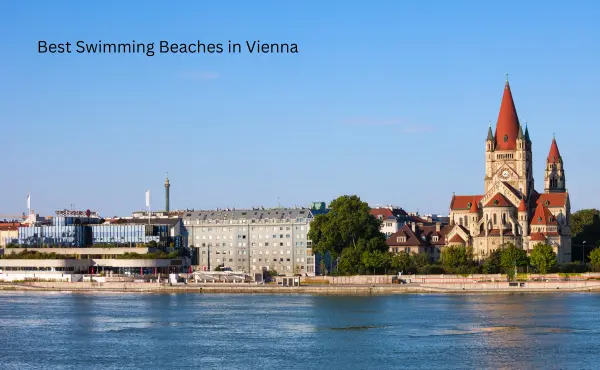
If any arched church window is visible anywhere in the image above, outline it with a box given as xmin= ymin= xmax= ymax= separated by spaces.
xmin=502 ymin=214 xmax=506 ymax=224
xmin=493 ymin=214 xmax=497 ymax=225
xmin=464 ymin=216 xmax=468 ymax=226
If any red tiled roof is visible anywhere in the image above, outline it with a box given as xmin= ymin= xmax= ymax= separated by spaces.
xmin=410 ymin=215 xmax=429 ymax=224
xmin=449 ymin=234 xmax=465 ymax=243
xmin=0 ymin=222 xmax=21 ymax=231
xmin=479 ymin=229 xmax=515 ymax=237
xmin=532 ymin=192 xmax=568 ymax=208
xmin=370 ymin=208 xmax=393 ymax=219
xmin=530 ymin=203 xmax=558 ymax=225
xmin=484 ymin=193 xmax=512 ymax=208
xmin=419 ymin=224 xmax=452 ymax=245
xmin=387 ymin=225 xmax=425 ymax=247
xmin=387 ymin=223 xmax=451 ymax=247
xmin=518 ymin=199 xmax=527 ymax=212
xmin=530 ymin=232 xmax=546 ymax=241
xmin=469 ymin=201 xmax=479 ymax=213
xmin=450 ymin=195 xmax=483 ymax=210
xmin=495 ymin=80 xmax=521 ymax=151
xmin=547 ymin=138 xmax=561 ymax=163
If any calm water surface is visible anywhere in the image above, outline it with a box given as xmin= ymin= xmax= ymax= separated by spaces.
xmin=0 ymin=292 xmax=599 ymax=369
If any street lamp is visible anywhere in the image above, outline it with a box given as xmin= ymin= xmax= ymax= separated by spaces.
xmin=582 ymin=241 xmax=587 ymax=264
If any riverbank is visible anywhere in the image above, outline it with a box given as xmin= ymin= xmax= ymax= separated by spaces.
xmin=3 ymin=281 xmax=600 ymax=294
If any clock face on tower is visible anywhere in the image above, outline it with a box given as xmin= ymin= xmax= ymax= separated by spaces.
xmin=502 ymin=170 xmax=509 ymax=179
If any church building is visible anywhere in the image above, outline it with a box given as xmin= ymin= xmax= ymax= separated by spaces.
xmin=446 ymin=78 xmax=572 ymax=263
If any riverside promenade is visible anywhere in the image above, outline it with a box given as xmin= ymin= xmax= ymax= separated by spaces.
xmin=3 ymin=279 xmax=600 ymax=295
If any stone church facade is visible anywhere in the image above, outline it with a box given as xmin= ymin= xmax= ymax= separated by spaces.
xmin=446 ymin=79 xmax=572 ymax=263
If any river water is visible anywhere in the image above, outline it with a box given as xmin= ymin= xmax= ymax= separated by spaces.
xmin=0 ymin=292 xmax=598 ymax=369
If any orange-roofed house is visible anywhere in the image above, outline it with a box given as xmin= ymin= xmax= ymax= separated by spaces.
xmin=0 ymin=222 xmax=21 ymax=247
xmin=446 ymin=77 xmax=572 ymax=262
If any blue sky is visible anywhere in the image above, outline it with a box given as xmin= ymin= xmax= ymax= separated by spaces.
xmin=1 ymin=0 xmax=599 ymax=217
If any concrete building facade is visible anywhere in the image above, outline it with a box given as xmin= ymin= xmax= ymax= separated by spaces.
xmin=182 ymin=208 xmax=316 ymax=276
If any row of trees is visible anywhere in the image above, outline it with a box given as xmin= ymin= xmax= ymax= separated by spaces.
xmin=0 ymin=249 xmax=76 ymax=260
xmin=309 ymin=195 xmax=600 ymax=276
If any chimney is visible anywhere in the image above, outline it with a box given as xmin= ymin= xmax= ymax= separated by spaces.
xmin=435 ymin=222 xmax=441 ymax=232
xmin=411 ymin=222 xmax=416 ymax=233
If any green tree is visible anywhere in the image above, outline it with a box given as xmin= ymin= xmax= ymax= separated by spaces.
xmin=337 ymin=247 xmax=363 ymax=275
xmin=319 ymin=260 xmax=328 ymax=276
xmin=482 ymin=249 xmax=502 ymax=274
xmin=529 ymin=244 xmax=557 ymax=274
xmin=391 ymin=252 xmax=412 ymax=273
xmin=308 ymin=195 xmax=387 ymax=258
xmin=571 ymin=209 xmax=600 ymax=261
xmin=361 ymin=250 xmax=390 ymax=275
xmin=410 ymin=252 xmax=430 ymax=268
xmin=441 ymin=246 xmax=473 ymax=269
xmin=499 ymin=243 xmax=529 ymax=279
xmin=589 ymin=247 xmax=600 ymax=270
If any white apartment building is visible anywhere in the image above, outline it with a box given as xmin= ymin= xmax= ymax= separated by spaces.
xmin=182 ymin=208 xmax=316 ymax=276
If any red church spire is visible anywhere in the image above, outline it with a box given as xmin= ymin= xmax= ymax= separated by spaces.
xmin=518 ymin=198 xmax=527 ymax=212
xmin=469 ymin=201 xmax=479 ymax=213
xmin=494 ymin=75 xmax=521 ymax=151
xmin=547 ymin=135 xmax=561 ymax=163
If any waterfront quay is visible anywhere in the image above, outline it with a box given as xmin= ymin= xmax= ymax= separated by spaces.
xmin=4 ymin=273 xmax=600 ymax=294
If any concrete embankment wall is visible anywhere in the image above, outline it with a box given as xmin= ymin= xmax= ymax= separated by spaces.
xmin=302 ymin=276 xmax=393 ymax=284
xmin=422 ymin=281 xmax=600 ymax=291
xmin=303 ymin=273 xmax=600 ymax=285
xmin=0 ymin=282 xmax=425 ymax=295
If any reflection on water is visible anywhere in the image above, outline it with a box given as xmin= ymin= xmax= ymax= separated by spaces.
xmin=0 ymin=292 xmax=600 ymax=369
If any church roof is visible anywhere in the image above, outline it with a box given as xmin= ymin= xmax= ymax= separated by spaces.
xmin=450 ymin=195 xmax=483 ymax=211
xmin=547 ymin=137 xmax=562 ymax=163
xmin=449 ymin=234 xmax=465 ymax=243
xmin=495 ymin=79 xmax=521 ymax=151
xmin=484 ymin=193 xmax=512 ymax=208
xmin=530 ymin=203 xmax=557 ymax=225
xmin=531 ymin=191 xmax=568 ymax=208
xmin=530 ymin=232 xmax=546 ymax=241
xmin=518 ymin=198 xmax=527 ymax=212
xmin=487 ymin=125 xmax=494 ymax=141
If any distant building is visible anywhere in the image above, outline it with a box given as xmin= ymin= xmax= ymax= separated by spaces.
xmin=0 ymin=222 xmax=20 ymax=247
xmin=370 ymin=207 xmax=410 ymax=238
xmin=387 ymin=222 xmax=451 ymax=261
xmin=181 ymin=207 xmax=318 ymax=276
xmin=14 ymin=209 xmax=182 ymax=248
xmin=2 ymin=210 xmax=189 ymax=278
